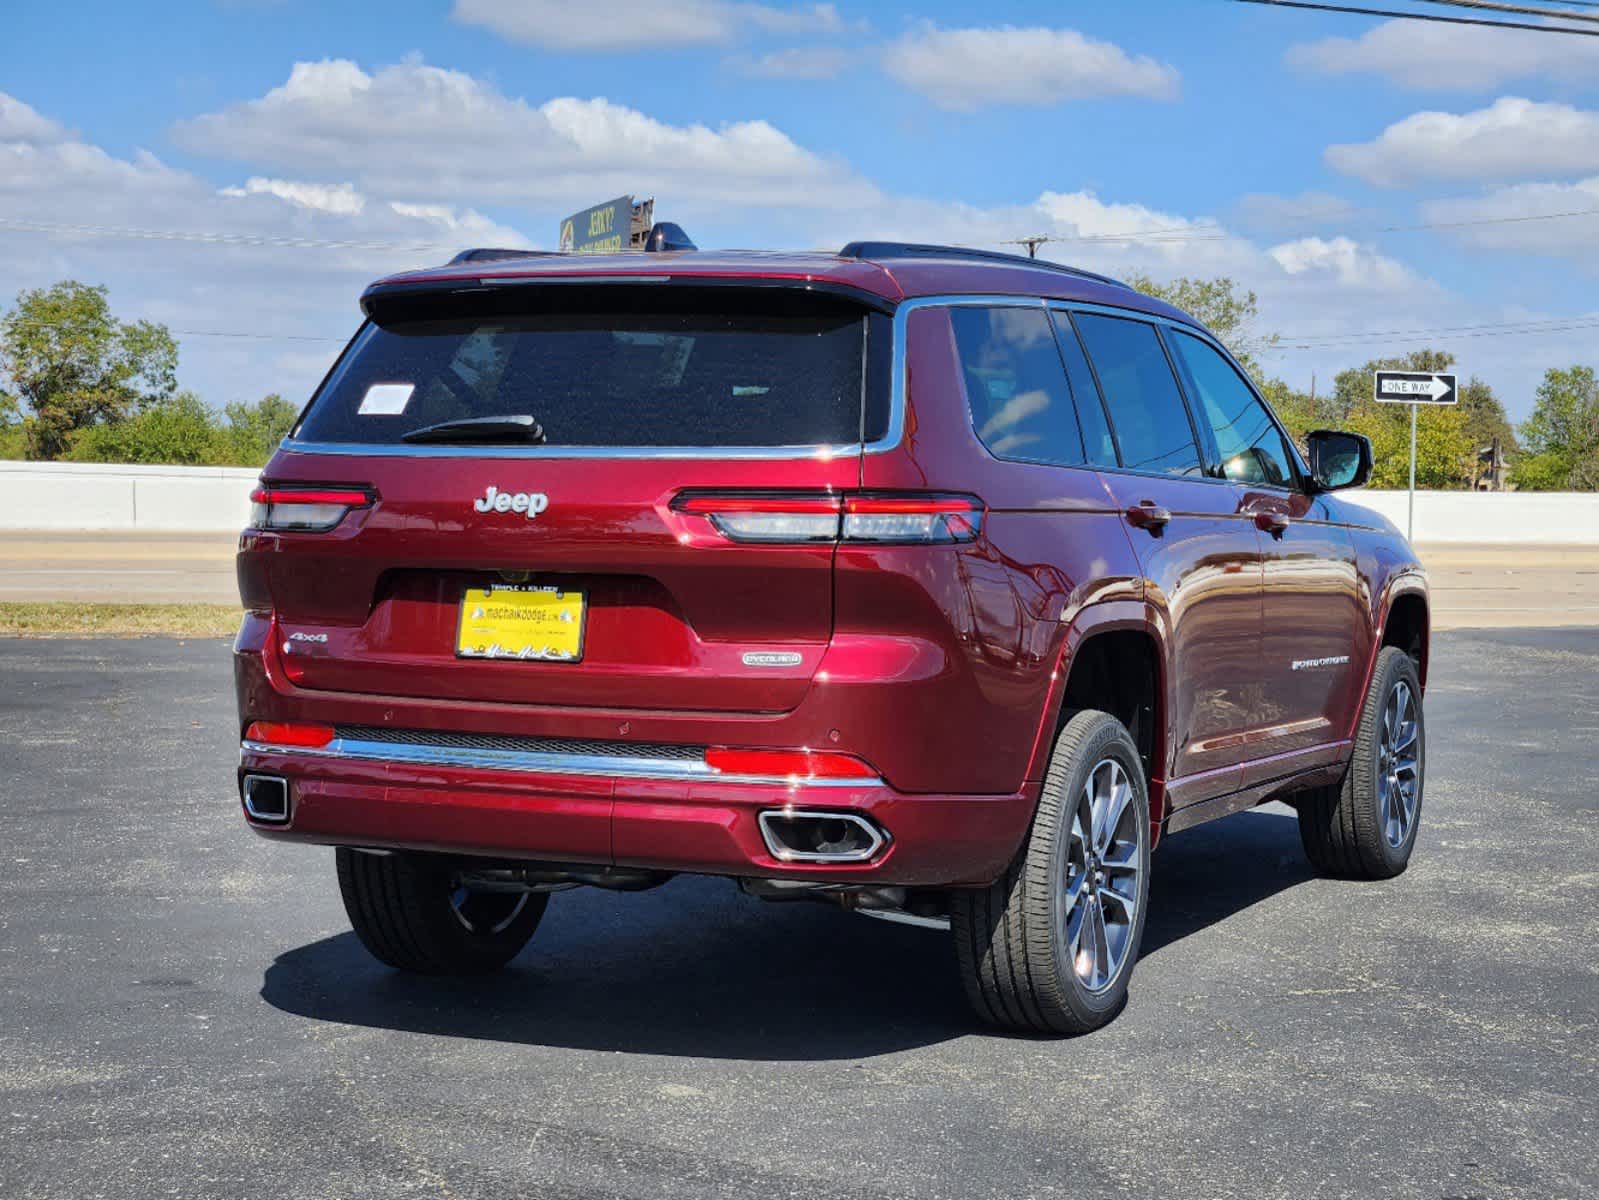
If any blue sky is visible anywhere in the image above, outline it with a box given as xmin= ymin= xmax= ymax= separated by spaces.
xmin=4 ymin=0 xmax=1599 ymax=419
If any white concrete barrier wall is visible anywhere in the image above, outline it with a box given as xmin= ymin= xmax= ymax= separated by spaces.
xmin=0 ymin=461 xmax=259 ymax=532
xmin=1338 ymin=490 xmax=1599 ymax=544
xmin=2 ymin=461 xmax=1598 ymax=542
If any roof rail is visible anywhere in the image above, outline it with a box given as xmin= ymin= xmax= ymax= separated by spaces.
xmin=836 ymin=241 xmax=1132 ymax=291
xmin=447 ymin=248 xmax=567 ymax=265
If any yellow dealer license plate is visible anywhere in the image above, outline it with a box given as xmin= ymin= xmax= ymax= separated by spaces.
xmin=456 ymin=584 xmax=586 ymax=662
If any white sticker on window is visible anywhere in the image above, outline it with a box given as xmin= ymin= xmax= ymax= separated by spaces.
xmin=358 ymin=383 xmax=413 ymax=415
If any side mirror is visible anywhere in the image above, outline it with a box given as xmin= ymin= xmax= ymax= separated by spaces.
xmin=1305 ymin=429 xmax=1372 ymax=492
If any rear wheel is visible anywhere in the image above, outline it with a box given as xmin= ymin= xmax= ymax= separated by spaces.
xmin=336 ymin=848 xmax=547 ymax=974
xmin=950 ymin=710 xmax=1151 ymax=1035
xmin=1296 ymin=646 xmax=1425 ymax=880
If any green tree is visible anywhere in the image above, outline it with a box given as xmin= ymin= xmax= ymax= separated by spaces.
xmin=1456 ymin=377 xmax=1517 ymax=459
xmin=1123 ymin=274 xmax=1278 ymax=380
xmin=223 ymin=393 xmax=299 ymax=464
xmin=0 ymin=281 xmax=178 ymax=460
xmin=63 ymin=392 xmax=224 ymax=465
xmin=0 ymin=389 xmax=21 ymax=459
xmin=1514 ymin=366 xmax=1599 ymax=491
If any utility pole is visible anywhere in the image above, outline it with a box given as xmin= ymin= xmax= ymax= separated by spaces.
xmin=1006 ymin=236 xmax=1051 ymax=259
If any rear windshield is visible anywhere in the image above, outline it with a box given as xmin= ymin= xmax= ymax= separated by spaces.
xmin=296 ymin=290 xmax=883 ymax=449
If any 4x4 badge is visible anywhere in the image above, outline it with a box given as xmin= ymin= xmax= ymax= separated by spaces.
xmin=474 ymin=486 xmax=549 ymax=519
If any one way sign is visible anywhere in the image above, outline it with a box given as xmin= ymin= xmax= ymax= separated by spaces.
xmin=1375 ymin=371 xmax=1457 ymax=405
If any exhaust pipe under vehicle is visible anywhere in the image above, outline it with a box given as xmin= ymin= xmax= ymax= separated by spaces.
xmin=757 ymin=810 xmax=887 ymax=863
xmin=240 ymin=774 xmax=290 ymax=823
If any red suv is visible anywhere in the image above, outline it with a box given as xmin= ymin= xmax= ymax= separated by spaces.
xmin=235 ymin=242 xmax=1428 ymax=1034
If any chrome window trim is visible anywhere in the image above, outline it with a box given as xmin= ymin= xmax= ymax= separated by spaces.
xmin=240 ymin=736 xmax=879 ymax=788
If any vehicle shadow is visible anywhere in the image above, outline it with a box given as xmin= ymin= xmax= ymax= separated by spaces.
xmin=259 ymin=809 xmax=1313 ymax=1059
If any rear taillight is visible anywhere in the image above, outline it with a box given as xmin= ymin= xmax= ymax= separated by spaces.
xmin=672 ymin=492 xmax=982 ymax=545
xmin=706 ymin=747 xmax=878 ymax=781
xmin=243 ymin=721 xmax=336 ymax=748
xmin=249 ymin=485 xmax=373 ymax=532
xmin=842 ymin=494 xmax=983 ymax=544
xmin=672 ymin=493 xmax=841 ymax=543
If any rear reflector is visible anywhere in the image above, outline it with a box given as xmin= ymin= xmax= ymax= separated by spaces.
xmin=706 ymin=747 xmax=878 ymax=780
xmin=672 ymin=491 xmax=981 ymax=545
xmin=244 ymin=721 xmax=337 ymax=749
xmin=249 ymin=486 xmax=373 ymax=532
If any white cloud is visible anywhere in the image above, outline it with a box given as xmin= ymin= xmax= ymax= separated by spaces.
xmin=729 ymin=45 xmax=852 ymax=79
xmin=219 ymin=177 xmax=367 ymax=215
xmin=1327 ymin=97 xmax=1599 ymax=186
xmin=1421 ymin=178 xmax=1599 ymax=265
xmin=883 ymin=25 xmax=1179 ymax=111
xmin=171 ymin=58 xmax=877 ymax=210
xmin=450 ymin=0 xmax=843 ymax=52
xmin=1268 ymin=236 xmax=1421 ymax=290
xmin=1287 ymin=19 xmax=1599 ymax=91
xmin=0 ymin=94 xmax=67 ymax=144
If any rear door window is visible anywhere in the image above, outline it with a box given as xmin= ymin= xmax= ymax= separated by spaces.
xmin=1170 ymin=331 xmax=1296 ymax=488
xmin=296 ymin=293 xmax=877 ymax=449
xmin=1071 ymin=313 xmax=1204 ymax=478
xmin=1050 ymin=312 xmax=1118 ymax=468
xmin=949 ymin=305 xmax=1084 ymax=465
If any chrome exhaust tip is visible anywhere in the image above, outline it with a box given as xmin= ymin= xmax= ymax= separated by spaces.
xmin=241 ymin=774 xmax=290 ymax=824
xmin=757 ymin=810 xmax=887 ymax=864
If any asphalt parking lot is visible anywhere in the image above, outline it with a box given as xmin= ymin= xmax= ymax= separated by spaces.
xmin=1 ymin=630 xmax=1595 ymax=1200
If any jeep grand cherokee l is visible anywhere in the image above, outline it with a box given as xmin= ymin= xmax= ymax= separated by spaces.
xmin=235 ymin=241 xmax=1428 ymax=1034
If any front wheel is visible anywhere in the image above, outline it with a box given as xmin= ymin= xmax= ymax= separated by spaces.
xmin=1296 ymin=646 xmax=1426 ymax=880
xmin=336 ymin=848 xmax=548 ymax=974
xmin=951 ymin=710 xmax=1151 ymax=1035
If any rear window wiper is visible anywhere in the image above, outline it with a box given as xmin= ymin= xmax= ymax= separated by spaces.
xmin=401 ymin=415 xmax=547 ymax=445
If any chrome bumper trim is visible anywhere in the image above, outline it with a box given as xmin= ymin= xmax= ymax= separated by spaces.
xmin=240 ymin=737 xmax=878 ymax=788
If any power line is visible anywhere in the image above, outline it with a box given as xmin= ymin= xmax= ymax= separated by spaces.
xmin=1027 ymin=204 xmax=1599 ymax=248
xmin=1278 ymin=316 xmax=1599 ymax=348
xmin=0 ymin=216 xmax=452 ymax=254
xmin=1413 ymin=0 xmax=1599 ymax=25
xmin=1231 ymin=0 xmax=1599 ymax=36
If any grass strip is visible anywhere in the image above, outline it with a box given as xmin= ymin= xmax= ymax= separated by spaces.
xmin=0 ymin=602 xmax=240 ymax=638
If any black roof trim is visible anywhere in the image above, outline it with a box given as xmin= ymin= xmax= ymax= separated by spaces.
xmin=837 ymin=241 xmax=1132 ymax=291
xmin=447 ymin=248 xmax=566 ymax=265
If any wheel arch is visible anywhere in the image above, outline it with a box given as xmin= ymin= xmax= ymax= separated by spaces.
xmin=1025 ymin=599 xmax=1170 ymax=839
xmin=1381 ymin=585 xmax=1430 ymax=690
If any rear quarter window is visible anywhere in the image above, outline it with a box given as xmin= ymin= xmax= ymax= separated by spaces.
xmin=948 ymin=305 xmax=1085 ymax=466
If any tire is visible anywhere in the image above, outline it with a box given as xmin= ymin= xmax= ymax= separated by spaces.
xmin=335 ymin=848 xmax=548 ymax=974
xmin=950 ymin=710 xmax=1152 ymax=1035
xmin=1296 ymin=646 xmax=1425 ymax=880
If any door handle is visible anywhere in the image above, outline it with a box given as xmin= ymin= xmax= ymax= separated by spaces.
xmin=1125 ymin=501 xmax=1172 ymax=532
xmin=1254 ymin=512 xmax=1290 ymax=536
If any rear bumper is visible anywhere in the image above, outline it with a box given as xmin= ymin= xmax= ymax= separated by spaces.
xmin=237 ymin=742 xmax=1035 ymax=887
xmin=233 ymin=615 xmax=1038 ymax=885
